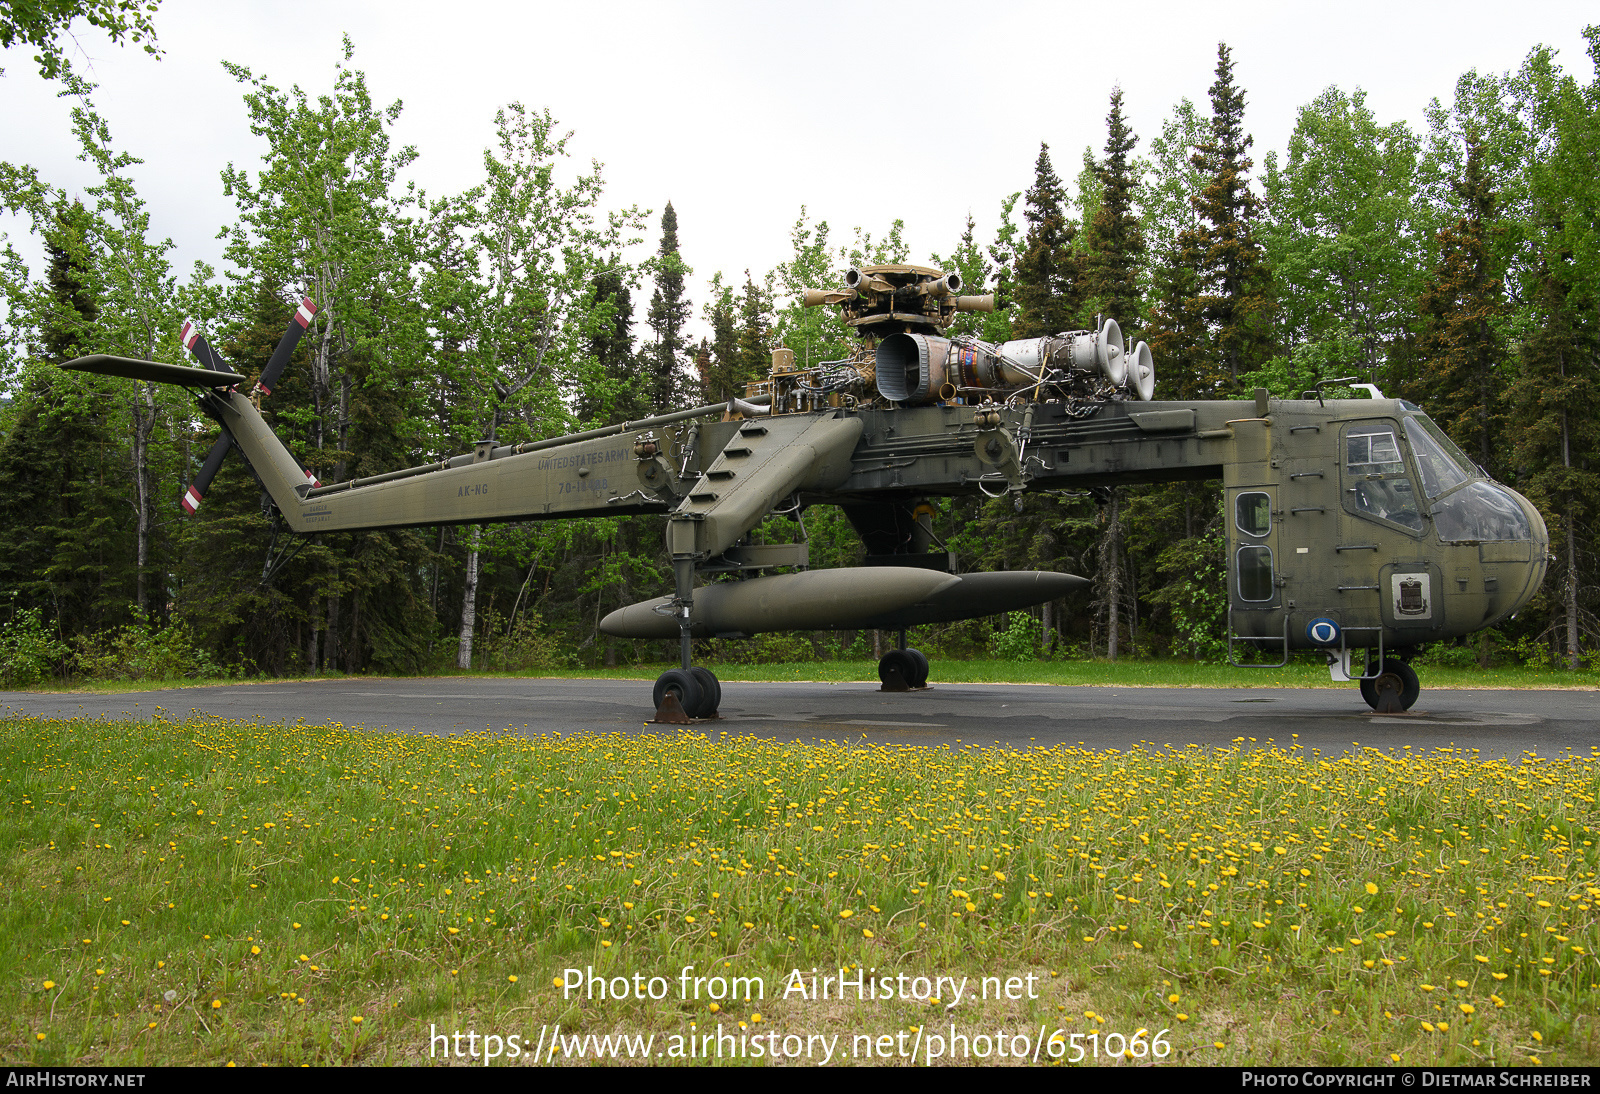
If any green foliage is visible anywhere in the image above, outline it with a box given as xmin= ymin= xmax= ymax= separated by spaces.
xmin=0 ymin=605 xmax=68 ymax=686
xmin=988 ymin=611 xmax=1041 ymax=662
xmin=1083 ymin=88 xmax=1146 ymax=336
xmin=0 ymin=0 xmax=161 ymax=79
xmin=645 ymin=202 xmax=692 ymax=412
xmin=769 ymin=208 xmax=853 ymax=369
xmin=474 ymin=609 xmax=563 ymax=673
xmin=69 ymin=610 xmax=225 ymax=681
xmin=1012 ymin=144 xmax=1082 ymax=337
xmin=1264 ymin=87 xmax=1425 ymax=388
xmin=1146 ymin=524 xmax=1228 ymax=662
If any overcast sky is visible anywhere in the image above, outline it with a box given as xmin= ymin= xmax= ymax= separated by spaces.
xmin=2 ymin=0 xmax=1595 ymax=342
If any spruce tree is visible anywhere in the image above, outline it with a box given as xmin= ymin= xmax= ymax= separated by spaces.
xmin=40 ymin=200 xmax=99 ymax=363
xmin=578 ymin=264 xmax=647 ymax=424
xmin=735 ymin=271 xmax=772 ymax=388
xmin=1509 ymin=259 xmax=1600 ymax=670
xmin=702 ymin=277 xmax=742 ymax=402
xmin=1083 ymin=88 xmax=1146 ymax=336
xmin=1080 ymin=90 xmax=1145 ymax=660
xmin=646 ymin=202 xmax=693 ymax=412
xmin=1012 ymin=144 xmax=1082 ymax=337
xmin=1188 ymin=43 xmax=1273 ymax=387
xmin=0 ymin=199 xmax=134 ymax=636
xmin=1412 ymin=141 xmax=1504 ymax=475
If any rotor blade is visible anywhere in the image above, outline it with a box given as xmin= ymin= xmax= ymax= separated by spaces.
xmin=181 ymin=432 xmax=234 ymax=514
xmin=179 ymin=319 xmax=232 ymax=375
xmin=257 ymin=296 xmax=318 ymax=396
xmin=62 ymin=354 xmax=245 ymax=387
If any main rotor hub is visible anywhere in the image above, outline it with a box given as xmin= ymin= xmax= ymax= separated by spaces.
xmin=801 ymin=265 xmax=996 ymax=337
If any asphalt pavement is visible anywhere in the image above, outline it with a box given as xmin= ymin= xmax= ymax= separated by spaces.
xmin=3 ymin=676 xmax=1597 ymax=759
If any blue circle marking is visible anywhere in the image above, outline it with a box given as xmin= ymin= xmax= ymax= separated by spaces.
xmin=1306 ymin=617 xmax=1341 ymax=646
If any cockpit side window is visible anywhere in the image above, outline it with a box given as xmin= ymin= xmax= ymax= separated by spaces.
xmin=1403 ymin=417 xmax=1471 ymax=498
xmin=1342 ymin=421 xmax=1423 ymax=534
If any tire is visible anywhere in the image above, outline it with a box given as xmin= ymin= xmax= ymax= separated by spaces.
xmin=878 ymin=649 xmax=916 ymax=689
xmin=652 ymin=669 xmax=703 ymax=718
xmin=903 ymin=647 xmax=930 ymax=688
xmin=1359 ymin=657 xmax=1419 ymax=711
xmin=688 ymin=667 xmax=721 ymax=717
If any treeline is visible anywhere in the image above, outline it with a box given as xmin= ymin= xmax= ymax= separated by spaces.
xmin=1 ymin=34 xmax=1597 ymax=681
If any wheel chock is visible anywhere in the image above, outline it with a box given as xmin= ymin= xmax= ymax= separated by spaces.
xmin=651 ymin=691 xmax=694 ymax=724
xmin=879 ymin=664 xmax=912 ymax=692
xmin=1372 ymin=678 xmax=1406 ymax=714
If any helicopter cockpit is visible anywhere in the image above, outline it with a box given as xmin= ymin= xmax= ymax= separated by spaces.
xmin=1340 ymin=411 xmax=1536 ymax=546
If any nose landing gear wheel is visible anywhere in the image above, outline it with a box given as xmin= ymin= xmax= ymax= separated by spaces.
xmin=1360 ymin=657 xmax=1419 ymax=712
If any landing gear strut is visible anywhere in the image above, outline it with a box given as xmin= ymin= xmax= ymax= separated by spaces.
xmin=1360 ymin=656 xmax=1419 ymax=713
xmin=653 ymin=553 xmax=721 ymax=722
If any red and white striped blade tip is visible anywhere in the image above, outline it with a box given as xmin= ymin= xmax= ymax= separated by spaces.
xmin=181 ymin=486 xmax=202 ymax=514
xmin=293 ymin=297 xmax=318 ymax=327
xmin=180 ymin=321 xmax=198 ymax=351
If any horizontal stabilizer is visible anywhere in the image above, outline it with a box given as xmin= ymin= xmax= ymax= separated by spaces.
xmin=61 ymin=355 xmax=245 ymax=388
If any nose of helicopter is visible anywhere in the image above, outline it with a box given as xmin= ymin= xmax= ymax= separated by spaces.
xmin=1503 ymin=483 xmax=1551 ymax=621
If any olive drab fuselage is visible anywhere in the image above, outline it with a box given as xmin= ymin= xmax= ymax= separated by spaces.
xmin=62 ymin=261 xmax=1548 ymax=716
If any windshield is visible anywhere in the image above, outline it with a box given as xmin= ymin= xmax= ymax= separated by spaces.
xmin=1431 ymin=481 xmax=1533 ymax=543
xmin=1403 ymin=417 xmax=1474 ymax=498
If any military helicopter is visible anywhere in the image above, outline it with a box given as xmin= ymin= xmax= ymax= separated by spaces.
xmin=63 ymin=264 xmax=1548 ymax=718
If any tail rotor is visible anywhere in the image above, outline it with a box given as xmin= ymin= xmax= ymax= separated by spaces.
xmin=178 ymin=296 xmax=320 ymax=513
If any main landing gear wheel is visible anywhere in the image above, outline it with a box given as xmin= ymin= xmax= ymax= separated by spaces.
xmin=1360 ymin=657 xmax=1419 ymax=713
xmin=653 ymin=669 xmax=702 ymax=722
xmin=904 ymin=647 xmax=930 ymax=688
xmin=652 ymin=667 xmax=720 ymax=721
xmin=878 ymin=648 xmax=928 ymax=691
xmin=688 ymin=666 xmax=721 ymax=717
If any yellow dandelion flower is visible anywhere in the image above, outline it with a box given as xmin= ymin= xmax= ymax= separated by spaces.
xmin=838 ymin=909 xmax=853 ymax=919
xmin=1365 ymin=882 xmax=1379 ymax=896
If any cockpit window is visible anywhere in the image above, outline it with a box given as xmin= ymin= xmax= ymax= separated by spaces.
xmin=1346 ymin=429 xmax=1406 ymax=475
xmin=1431 ymin=481 xmax=1533 ymax=543
xmin=1342 ymin=422 xmax=1423 ymax=533
xmin=1403 ymin=417 xmax=1473 ymax=498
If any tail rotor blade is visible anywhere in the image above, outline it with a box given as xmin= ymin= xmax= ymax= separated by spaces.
xmin=182 ymin=433 xmax=233 ymax=514
xmin=257 ymin=296 xmax=318 ymax=396
xmin=178 ymin=319 xmax=233 ymax=378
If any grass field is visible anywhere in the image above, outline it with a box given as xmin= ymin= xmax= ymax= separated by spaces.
xmin=2 ymin=712 xmax=1596 ymax=1067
